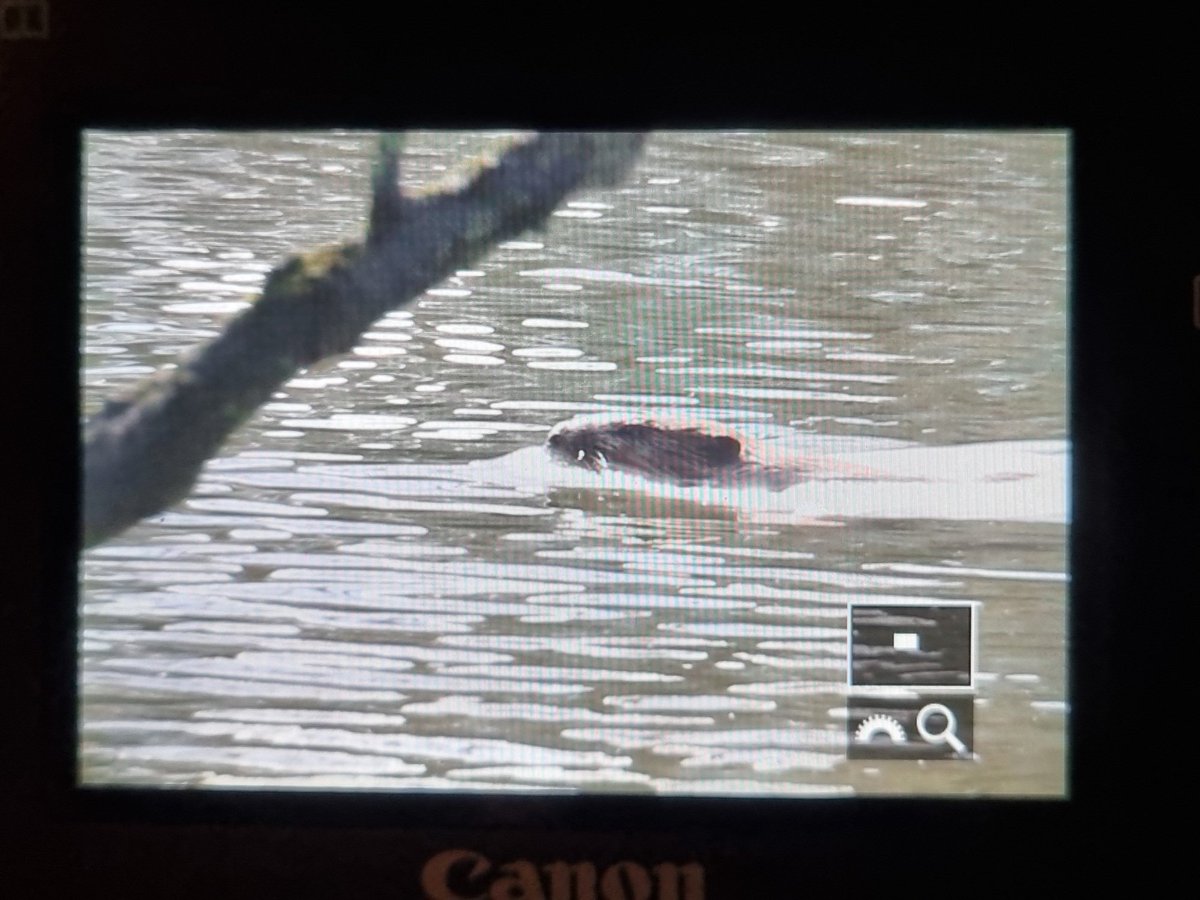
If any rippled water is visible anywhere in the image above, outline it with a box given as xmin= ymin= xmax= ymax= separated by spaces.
xmin=81 ymin=131 xmax=1069 ymax=796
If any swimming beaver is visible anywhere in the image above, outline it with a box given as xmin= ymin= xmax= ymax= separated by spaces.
xmin=545 ymin=417 xmax=858 ymax=490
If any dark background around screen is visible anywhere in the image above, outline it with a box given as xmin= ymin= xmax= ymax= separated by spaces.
xmin=2 ymin=6 xmax=1194 ymax=895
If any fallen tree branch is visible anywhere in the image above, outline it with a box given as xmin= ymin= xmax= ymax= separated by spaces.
xmin=83 ymin=132 xmax=647 ymax=548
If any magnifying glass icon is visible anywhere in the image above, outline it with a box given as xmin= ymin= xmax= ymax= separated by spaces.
xmin=916 ymin=703 xmax=970 ymax=758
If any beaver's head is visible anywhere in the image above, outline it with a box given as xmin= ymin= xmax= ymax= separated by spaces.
xmin=546 ymin=423 xmax=612 ymax=472
xmin=546 ymin=419 xmax=745 ymax=480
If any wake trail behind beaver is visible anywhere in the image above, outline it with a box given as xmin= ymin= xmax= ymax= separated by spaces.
xmin=477 ymin=439 xmax=1069 ymax=525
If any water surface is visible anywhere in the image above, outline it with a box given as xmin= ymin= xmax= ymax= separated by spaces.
xmin=81 ymin=130 xmax=1069 ymax=796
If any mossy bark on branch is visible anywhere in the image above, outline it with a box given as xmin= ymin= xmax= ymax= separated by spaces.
xmin=83 ymin=133 xmax=646 ymax=548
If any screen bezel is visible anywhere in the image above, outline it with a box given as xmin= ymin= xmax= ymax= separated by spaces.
xmin=13 ymin=16 xmax=1180 ymax=892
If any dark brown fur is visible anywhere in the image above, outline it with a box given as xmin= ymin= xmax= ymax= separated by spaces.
xmin=548 ymin=421 xmax=743 ymax=481
xmin=545 ymin=419 xmax=839 ymax=490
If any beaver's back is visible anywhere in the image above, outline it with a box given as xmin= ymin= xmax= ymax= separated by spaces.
xmin=594 ymin=421 xmax=744 ymax=481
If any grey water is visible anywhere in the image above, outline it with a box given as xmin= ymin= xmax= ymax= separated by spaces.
xmin=81 ymin=130 xmax=1068 ymax=796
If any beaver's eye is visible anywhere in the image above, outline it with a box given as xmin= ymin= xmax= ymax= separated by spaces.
xmin=576 ymin=450 xmax=586 ymax=461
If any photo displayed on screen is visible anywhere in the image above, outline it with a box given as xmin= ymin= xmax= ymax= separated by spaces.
xmin=79 ymin=131 xmax=1069 ymax=796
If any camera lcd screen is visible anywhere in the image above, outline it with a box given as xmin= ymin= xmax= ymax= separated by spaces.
xmin=79 ymin=131 xmax=1068 ymax=797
